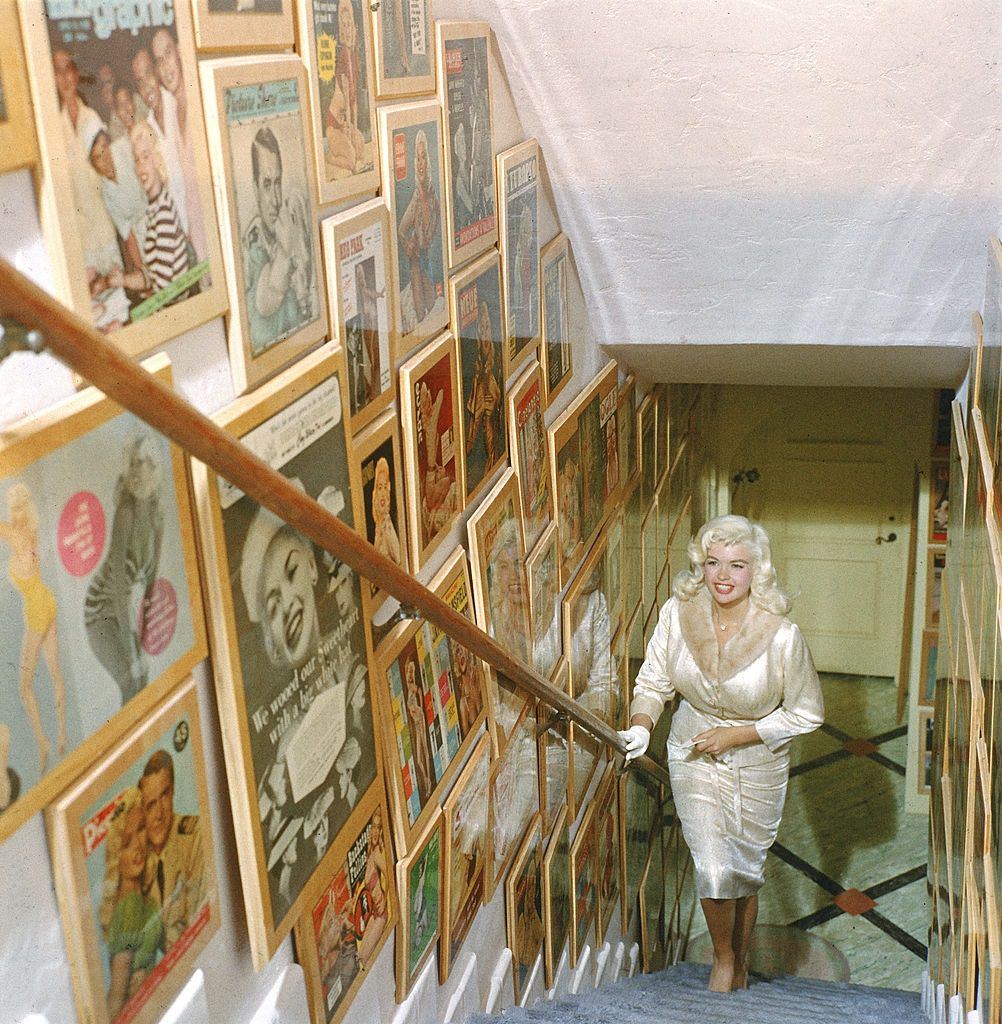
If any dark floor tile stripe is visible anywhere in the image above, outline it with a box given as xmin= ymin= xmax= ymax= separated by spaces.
xmin=864 ymin=864 xmax=927 ymax=900
xmin=789 ymin=748 xmax=852 ymax=778
xmin=790 ymin=903 xmax=845 ymax=930
xmin=769 ymin=842 xmax=843 ymax=896
xmin=862 ymin=909 xmax=928 ymax=959
xmin=819 ymin=721 xmax=854 ymax=742
xmin=868 ymin=724 xmax=909 ymax=745
xmin=867 ymin=750 xmax=907 ymax=776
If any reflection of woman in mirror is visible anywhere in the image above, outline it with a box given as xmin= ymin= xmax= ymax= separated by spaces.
xmin=620 ymin=515 xmax=823 ymax=993
xmin=100 ymin=787 xmax=163 ymax=1020
xmin=2 ymin=482 xmax=68 ymax=775
xmin=85 ymin=435 xmax=165 ymax=705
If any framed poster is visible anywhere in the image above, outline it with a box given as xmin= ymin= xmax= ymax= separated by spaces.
xmin=638 ymin=394 xmax=657 ymax=508
xmin=497 ymin=139 xmax=541 ymax=375
xmin=398 ymin=331 xmax=464 ymax=569
xmin=618 ymin=375 xmax=638 ymax=488
xmin=505 ymin=813 xmax=544 ymax=1004
xmin=0 ymin=354 xmax=205 ymax=842
xmin=449 ymin=250 xmax=508 ymax=503
xmin=526 ymin=523 xmax=563 ymax=682
xmin=294 ymin=790 xmax=397 ymax=1024
xmin=378 ymin=99 xmax=449 ymax=355
xmin=0 ymin=7 xmax=37 ymax=172
xmin=920 ymin=629 xmax=939 ymax=709
xmin=370 ymin=0 xmax=434 ymax=99
xmin=536 ymin=660 xmax=569 ymax=834
xmin=579 ymin=361 xmax=621 ymax=546
xmin=394 ymin=808 xmax=442 ymax=1001
xmin=488 ymin=701 xmax=538 ymax=896
xmin=297 ymin=0 xmax=380 ymax=208
xmin=351 ymin=410 xmax=409 ymax=618
xmin=321 ymin=199 xmax=397 ymax=433
xmin=509 ymin=360 xmax=555 ymax=550
xmin=927 ymin=550 xmax=946 ymax=630
xmin=192 ymin=0 xmax=293 ymax=50
xmin=593 ymin=768 xmax=620 ymax=946
xmin=466 ymin=467 xmax=532 ymax=669
xmin=47 ymin=678 xmax=218 ymax=1024
xmin=548 ymin=395 xmax=585 ymax=587
xmin=190 ymin=345 xmax=380 ymax=967
xmin=930 ymin=460 xmax=950 ymax=545
xmin=22 ymin=0 xmax=225 ymax=355
xmin=436 ymin=21 xmax=497 ymax=269
xmin=440 ymin=733 xmax=491 ymax=983
xmin=539 ymin=233 xmax=573 ymax=408
xmin=200 ymin=55 xmax=328 ymax=395
xmin=541 ymin=804 xmax=570 ymax=989
xmin=568 ymin=800 xmax=596 ymax=967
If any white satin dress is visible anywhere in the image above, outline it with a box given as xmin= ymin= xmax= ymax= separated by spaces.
xmin=630 ymin=589 xmax=824 ymax=899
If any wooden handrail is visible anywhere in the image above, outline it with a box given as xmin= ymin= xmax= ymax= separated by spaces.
xmin=0 ymin=258 xmax=671 ymax=790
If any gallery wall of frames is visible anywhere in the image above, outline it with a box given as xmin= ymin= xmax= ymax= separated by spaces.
xmin=0 ymin=4 xmax=708 ymax=1023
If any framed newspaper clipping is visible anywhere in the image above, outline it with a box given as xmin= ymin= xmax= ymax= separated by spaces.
xmin=191 ymin=0 xmax=294 ymax=51
xmin=0 ymin=354 xmax=206 ymax=842
xmin=394 ymin=807 xmax=442 ymax=1001
xmin=200 ymin=54 xmax=328 ymax=395
xmin=296 ymin=0 xmax=380 ymax=208
xmin=497 ymin=139 xmax=541 ymax=377
xmin=436 ymin=21 xmax=497 ymax=270
xmin=21 ymin=0 xmax=226 ymax=355
xmin=370 ymin=0 xmax=435 ymax=99
xmin=539 ymin=233 xmax=573 ymax=408
xmin=47 ymin=677 xmax=218 ymax=1024
xmin=321 ymin=199 xmax=398 ymax=433
xmin=190 ymin=344 xmax=381 ymax=968
xmin=0 ymin=7 xmax=37 ymax=172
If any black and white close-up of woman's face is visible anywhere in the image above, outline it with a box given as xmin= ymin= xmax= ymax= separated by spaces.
xmin=258 ymin=525 xmax=320 ymax=669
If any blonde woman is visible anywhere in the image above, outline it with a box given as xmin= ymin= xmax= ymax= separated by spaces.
xmin=1 ymin=483 xmax=67 ymax=776
xmin=619 ymin=514 xmax=824 ymax=992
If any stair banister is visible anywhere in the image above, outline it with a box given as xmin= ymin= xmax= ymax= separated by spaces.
xmin=0 ymin=257 xmax=671 ymax=789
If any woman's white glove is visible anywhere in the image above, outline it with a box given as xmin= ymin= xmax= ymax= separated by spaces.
xmin=618 ymin=725 xmax=651 ymax=762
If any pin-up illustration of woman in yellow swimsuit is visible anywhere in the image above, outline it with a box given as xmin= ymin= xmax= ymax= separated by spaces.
xmin=0 ymin=482 xmax=68 ymax=777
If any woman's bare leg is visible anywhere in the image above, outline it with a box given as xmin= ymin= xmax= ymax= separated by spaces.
xmin=731 ymin=894 xmax=758 ymax=989
xmin=18 ymin=630 xmax=49 ymax=775
xmin=41 ymin=625 xmax=67 ymax=756
xmin=700 ymin=896 xmax=736 ymax=992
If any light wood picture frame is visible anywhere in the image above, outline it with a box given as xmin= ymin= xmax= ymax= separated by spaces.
xmin=526 ymin=523 xmax=563 ymax=682
xmin=930 ymin=459 xmax=950 ymax=546
xmin=505 ymin=813 xmax=544 ymax=1005
xmin=0 ymin=7 xmax=38 ymax=172
xmin=593 ymin=767 xmax=620 ymax=947
xmin=22 ymin=0 xmax=226 ymax=356
xmin=548 ymin=390 xmax=586 ymax=588
xmin=200 ymin=54 xmax=328 ymax=395
xmin=539 ymin=232 xmax=573 ymax=408
xmin=606 ymin=510 xmax=625 ymax=632
xmin=541 ymin=803 xmax=570 ymax=989
xmin=580 ymin=360 xmax=622 ymax=546
xmin=394 ymin=807 xmax=443 ymax=1001
xmin=378 ymin=99 xmax=450 ymax=357
xmin=918 ymin=708 xmax=935 ymax=797
xmin=192 ymin=0 xmax=293 ymax=51
xmin=619 ymin=769 xmax=658 ymax=935
xmin=566 ymin=720 xmax=601 ymax=828
xmin=440 ymin=733 xmax=491 ymax=983
xmin=0 ymin=354 xmax=206 ymax=842
xmin=294 ymin=788 xmax=397 ymax=1024
xmin=398 ymin=330 xmax=465 ymax=569
xmin=508 ymin=359 xmax=555 ymax=551
xmin=641 ymin=500 xmax=659 ymax=620
xmin=536 ymin=659 xmax=569 ymax=834
xmin=638 ymin=393 xmax=657 ymax=508
xmin=568 ymin=797 xmax=597 ymax=967
xmin=449 ymin=250 xmax=508 ymax=503
xmin=927 ymin=550 xmax=946 ymax=630
xmin=920 ymin=628 xmax=939 ymax=709
xmin=321 ymin=199 xmax=398 ymax=433
xmin=47 ymin=677 xmax=219 ymax=1024
xmin=190 ymin=344 xmax=381 ymax=967
xmin=351 ymin=409 xmax=409 ymax=619
xmin=466 ymin=466 xmax=532 ymax=671
xmin=497 ymin=139 xmax=541 ymax=377
xmin=370 ymin=0 xmax=435 ymax=99
xmin=296 ymin=0 xmax=380 ymax=208
xmin=654 ymin=383 xmax=670 ymax=489
xmin=436 ymin=21 xmax=498 ymax=270
xmin=618 ymin=374 xmax=638 ymax=488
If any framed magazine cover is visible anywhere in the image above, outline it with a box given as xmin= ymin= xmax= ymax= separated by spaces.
xmin=505 ymin=813 xmax=544 ymax=1004
xmin=296 ymin=0 xmax=380 ymax=208
xmin=920 ymin=629 xmax=939 ymax=708
xmin=466 ymin=467 xmax=532 ymax=671
xmin=449 ymin=250 xmax=508 ymax=503
xmin=593 ymin=767 xmax=620 ymax=947
xmin=541 ymin=803 xmax=570 ymax=989
xmin=930 ymin=460 xmax=950 ymax=545
xmin=370 ymin=0 xmax=435 ymax=99
xmin=192 ymin=0 xmax=293 ymax=51
xmin=200 ymin=54 xmax=328 ymax=395
xmin=394 ymin=807 xmax=442 ymax=1001
xmin=22 ymin=0 xmax=226 ymax=356
xmin=548 ymin=392 xmax=585 ymax=588
xmin=526 ymin=523 xmax=563 ymax=682
xmin=190 ymin=345 xmax=381 ymax=967
xmin=46 ymin=678 xmax=218 ymax=1024
xmin=508 ymin=360 xmax=555 ymax=551
xmin=497 ymin=140 xmax=541 ymax=376
xmin=0 ymin=7 xmax=37 ymax=172
xmin=619 ymin=771 xmax=658 ymax=935
xmin=539 ymin=233 xmax=573 ymax=408
xmin=321 ymin=199 xmax=397 ymax=433
xmin=568 ymin=798 xmax=596 ymax=967
xmin=578 ymin=360 xmax=621 ymax=547
xmin=398 ymin=330 xmax=465 ymax=569
xmin=0 ymin=354 xmax=206 ymax=842
xmin=618 ymin=375 xmax=638 ymax=488
xmin=293 ymin=788 xmax=397 ymax=1024
xmin=440 ymin=733 xmax=491 ymax=983
xmin=378 ymin=99 xmax=449 ymax=356
xmin=926 ymin=550 xmax=945 ymax=630
xmin=351 ymin=410 xmax=409 ymax=619
xmin=436 ymin=21 xmax=497 ymax=270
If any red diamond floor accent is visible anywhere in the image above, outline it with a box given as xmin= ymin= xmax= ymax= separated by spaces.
xmin=843 ymin=738 xmax=878 ymax=757
xmin=832 ymin=888 xmax=877 ymax=916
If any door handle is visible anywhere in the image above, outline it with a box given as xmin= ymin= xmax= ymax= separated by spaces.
xmin=875 ymin=532 xmax=897 ymax=545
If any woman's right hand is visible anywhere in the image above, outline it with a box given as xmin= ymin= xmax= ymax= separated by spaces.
xmin=618 ymin=724 xmax=651 ymax=762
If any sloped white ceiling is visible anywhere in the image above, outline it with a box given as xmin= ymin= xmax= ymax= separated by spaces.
xmin=445 ymin=0 xmax=999 ymax=386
